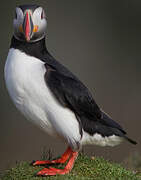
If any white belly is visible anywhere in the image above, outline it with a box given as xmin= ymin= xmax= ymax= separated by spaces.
xmin=4 ymin=48 xmax=81 ymax=148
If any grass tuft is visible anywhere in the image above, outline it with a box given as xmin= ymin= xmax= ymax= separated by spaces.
xmin=1 ymin=154 xmax=141 ymax=180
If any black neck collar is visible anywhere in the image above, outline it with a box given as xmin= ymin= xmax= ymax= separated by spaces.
xmin=10 ymin=36 xmax=77 ymax=79
xmin=10 ymin=36 xmax=48 ymax=60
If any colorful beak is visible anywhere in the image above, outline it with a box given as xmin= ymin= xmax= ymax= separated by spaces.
xmin=22 ymin=11 xmax=33 ymax=41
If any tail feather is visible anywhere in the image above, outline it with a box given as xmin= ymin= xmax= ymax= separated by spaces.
xmin=124 ymin=136 xmax=137 ymax=145
xmin=100 ymin=110 xmax=137 ymax=145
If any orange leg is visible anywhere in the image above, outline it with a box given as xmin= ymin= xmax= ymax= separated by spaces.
xmin=32 ymin=147 xmax=72 ymax=166
xmin=37 ymin=148 xmax=78 ymax=176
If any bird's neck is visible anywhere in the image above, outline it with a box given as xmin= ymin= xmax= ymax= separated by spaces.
xmin=10 ymin=36 xmax=48 ymax=59
xmin=10 ymin=36 xmax=76 ymax=78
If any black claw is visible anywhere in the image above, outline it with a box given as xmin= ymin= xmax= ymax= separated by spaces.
xmin=30 ymin=160 xmax=36 ymax=166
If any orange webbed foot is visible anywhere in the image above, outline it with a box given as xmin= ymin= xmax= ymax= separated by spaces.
xmin=32 ymin=147 xmax=72 ymax=166
xmin=36 ymin=147 xmax=78 ymax=176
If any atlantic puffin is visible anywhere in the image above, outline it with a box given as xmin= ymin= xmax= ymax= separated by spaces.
xmin=4 ymin=4 xmax=137 ymax=176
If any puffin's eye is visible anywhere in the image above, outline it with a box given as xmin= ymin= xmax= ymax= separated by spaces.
xmin=15 ymin=11 xmax=17 ymax=19
xmin=41 ymin=10 xmax=45 ymax=19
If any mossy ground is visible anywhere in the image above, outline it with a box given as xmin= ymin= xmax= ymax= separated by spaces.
xmin=1 ymin=154 xmax=141 ymax=180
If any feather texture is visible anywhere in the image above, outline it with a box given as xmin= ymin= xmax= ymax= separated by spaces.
xmin=6 ymin=36 xmax=137 ymax=147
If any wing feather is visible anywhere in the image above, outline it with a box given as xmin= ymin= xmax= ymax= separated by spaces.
xmin=44 ymin=64 xmax=101 ymax=121
xmin=44 ymin=63 xmax=126 ymax=137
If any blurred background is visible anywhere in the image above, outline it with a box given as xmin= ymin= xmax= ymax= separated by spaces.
xmin=0 ymin=0 xmax=141 ymax=171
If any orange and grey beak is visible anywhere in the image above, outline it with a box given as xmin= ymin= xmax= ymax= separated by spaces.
xmin=22 ymin=11 xmax=33 ymax=41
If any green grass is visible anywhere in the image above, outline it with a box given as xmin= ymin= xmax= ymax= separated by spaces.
xmin=1 ymin=154 xmax=141 ymax=180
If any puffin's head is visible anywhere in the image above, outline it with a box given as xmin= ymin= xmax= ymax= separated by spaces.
xmin=13 ymin=4 xmax=47 ymax=42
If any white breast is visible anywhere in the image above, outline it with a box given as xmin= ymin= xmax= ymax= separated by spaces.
xmin=4 ymin=48 xmax=81 ymax=150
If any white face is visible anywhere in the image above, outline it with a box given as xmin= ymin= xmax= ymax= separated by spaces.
xmin=13 ymin=6 xmax=47 ymax=42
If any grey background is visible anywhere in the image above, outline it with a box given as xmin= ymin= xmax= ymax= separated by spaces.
xmin=0 ymin=0 xmax=140 ymax=170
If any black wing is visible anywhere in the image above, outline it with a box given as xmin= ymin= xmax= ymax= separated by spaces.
xmin=45 ymin=64 xmax=101 ymax=119
xmin=44 ymin=64 xmax=128 ymax=136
